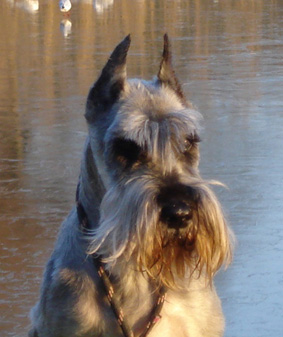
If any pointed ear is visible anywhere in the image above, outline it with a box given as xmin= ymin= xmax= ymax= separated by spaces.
xmin=157 ymin=34 xmax=186 ymax=104
xmin=86 ymin=35 xmax=131 ymax=121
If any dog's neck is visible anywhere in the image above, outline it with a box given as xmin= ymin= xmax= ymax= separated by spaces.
xmin=77 ymin=153 xmax=166 ymax=334
xmin=108 ymin=261 xmax=166 ymax=335
xmin=78 ymin=139 xmax=105 ymax=229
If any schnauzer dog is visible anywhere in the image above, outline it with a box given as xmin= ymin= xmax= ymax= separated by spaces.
xmin=29 ymin=35 xmax=233 ymax=337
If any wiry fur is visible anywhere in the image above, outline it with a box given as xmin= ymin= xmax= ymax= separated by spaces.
xmin=29 ymin=35 xmax=233 ymax=337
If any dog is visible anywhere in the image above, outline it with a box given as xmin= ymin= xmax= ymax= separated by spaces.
xmin=29 ymin=34 xmax=233 ymax=337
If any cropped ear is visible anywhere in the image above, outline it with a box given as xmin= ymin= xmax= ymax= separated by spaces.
xmin=86 ymin=35 xmax=131 ymax=121
xmin=158 ymin=34 xmax=186 ymax=104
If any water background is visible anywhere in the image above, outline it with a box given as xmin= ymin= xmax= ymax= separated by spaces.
xmin=0 ymin=0 xmax=282 ymax=336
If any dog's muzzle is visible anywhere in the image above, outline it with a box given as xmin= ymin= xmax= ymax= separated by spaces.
xmin=157 ymin=184 xmax=199 ymax=230
xmin=160 ymin=201 xmax=192 ymax=229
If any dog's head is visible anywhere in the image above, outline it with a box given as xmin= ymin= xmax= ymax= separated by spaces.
xmin=85 ymin=35 xmax=233 ymax=287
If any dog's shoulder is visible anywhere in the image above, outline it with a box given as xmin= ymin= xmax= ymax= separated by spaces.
xmin=43 ymin=207 xmax=96 ymax=288
xmin=31 ymin=208 xmax=102 ymax=336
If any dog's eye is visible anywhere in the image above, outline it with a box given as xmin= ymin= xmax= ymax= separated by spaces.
xmin=184 ymin=134 xmax=200 ymax=152
xmin=112 ymin=138 xmax=143 ymax=168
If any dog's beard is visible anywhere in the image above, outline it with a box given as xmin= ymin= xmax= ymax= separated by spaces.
xmin=87 ymin=176 xmax=233 ymax=288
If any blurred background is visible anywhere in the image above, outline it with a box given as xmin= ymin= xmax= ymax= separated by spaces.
xmin=0 ymin=0 xmax=282 ymax=336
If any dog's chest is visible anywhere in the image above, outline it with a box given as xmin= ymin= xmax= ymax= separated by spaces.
xmin=99 ymin=284 xmax=222 ymax=337
xmin=138 ymin=287 xmax=223 ymax=337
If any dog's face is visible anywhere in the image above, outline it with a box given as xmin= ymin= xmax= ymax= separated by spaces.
xmin=85 ymin=35 xmax=232 ymax=287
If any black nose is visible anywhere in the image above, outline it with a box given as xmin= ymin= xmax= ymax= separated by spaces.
xmin=161 ymin=202 xmax=192 ymax=229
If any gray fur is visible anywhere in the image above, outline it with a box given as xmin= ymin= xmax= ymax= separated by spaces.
xmin=29 ymin=35 xmax=233 ymax=337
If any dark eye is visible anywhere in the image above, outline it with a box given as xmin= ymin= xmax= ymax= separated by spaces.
xmin=112 ymin=137 xmax=143 ymax=168
xmin=184 ymin=133 xmax=201 ymax=152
